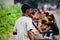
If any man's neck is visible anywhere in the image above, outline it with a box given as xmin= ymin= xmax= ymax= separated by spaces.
xmin=23 ymin=13 xmax=32 ymax=18
xmin=23 ymin=14 xmax=29 ymax=17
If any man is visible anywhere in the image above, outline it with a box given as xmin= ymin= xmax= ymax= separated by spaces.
xmin=13 ymin=3 xmax=34 ymax=40
xmin=47 ymin=15 xmax=59 ymax=35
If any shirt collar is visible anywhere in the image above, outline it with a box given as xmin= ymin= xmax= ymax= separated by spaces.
xmin=23 ymin=14 xmax=30 ymax=17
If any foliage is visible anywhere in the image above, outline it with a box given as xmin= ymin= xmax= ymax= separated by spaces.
xmin=0 ymin=3 xmax=22 ymax=39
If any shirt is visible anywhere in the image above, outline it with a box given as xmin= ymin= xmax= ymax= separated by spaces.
xmin=44 ymin=16 xmax=48 ymax=22
xmin=48 ymin=21 xmax=59 ymax=35
xmin=42 ymin=16 xmax=48 ymax=22
xmin=13 ymin=16 xmax=34 ymax=40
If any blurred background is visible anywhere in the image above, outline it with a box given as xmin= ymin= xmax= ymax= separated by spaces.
xmin=0 ymin=0 xmax=60 ymax=40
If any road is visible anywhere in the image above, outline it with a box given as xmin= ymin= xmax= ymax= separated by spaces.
xmin=53 ymin=10 xmax=60 ymax=40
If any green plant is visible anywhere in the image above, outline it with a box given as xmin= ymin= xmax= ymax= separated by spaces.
xmin=0 ymin=3 xmax=22 ymax=39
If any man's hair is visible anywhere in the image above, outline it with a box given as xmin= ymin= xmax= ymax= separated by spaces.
xmin=34 ymin=9 xmax=41 ymax=14
xmin=44 ymin=12 xmax=49 ymax=16
xmin=42 ymin=20 xmax=47 ymax=25
xmin=37 ymin=9 xmax=41 ymax=14
xmin=21 ymin=3 xmax=32 ymax=13
xmin=50 ymin=14 xmax=55 ymax=20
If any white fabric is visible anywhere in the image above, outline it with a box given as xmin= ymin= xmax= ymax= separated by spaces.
xmin=13 ymin=16 xmax=34 ymax=40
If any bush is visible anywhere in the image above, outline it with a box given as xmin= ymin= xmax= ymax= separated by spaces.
xmin=0 ymin=3 xmax=22 ymax=39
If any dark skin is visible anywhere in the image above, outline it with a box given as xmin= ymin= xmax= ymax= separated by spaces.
xmin=28 ymin=30 xmax=34 ymax=40
xmin=26 ymin=8 xmax=34 ymax=40
xmin=13 ymin=31 xmax=17 ymax=35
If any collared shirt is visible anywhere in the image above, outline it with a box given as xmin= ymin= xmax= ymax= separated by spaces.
xmin=13 ymin=16 xmax=34 ymax=40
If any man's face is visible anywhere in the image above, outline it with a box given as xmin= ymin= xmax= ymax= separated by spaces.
xmin=26 ymin=8 xmax=33 ymax=15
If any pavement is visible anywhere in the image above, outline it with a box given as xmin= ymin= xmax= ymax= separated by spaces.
xmin=52 ymin=10 xmax=60 ymax=40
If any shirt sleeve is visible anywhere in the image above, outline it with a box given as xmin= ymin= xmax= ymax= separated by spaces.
xmin=27 ymin=18 xmax=33 ymax=31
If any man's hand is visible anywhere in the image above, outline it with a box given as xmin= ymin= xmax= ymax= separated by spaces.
xmin=13 ymin=32 xmax=17 ymax=35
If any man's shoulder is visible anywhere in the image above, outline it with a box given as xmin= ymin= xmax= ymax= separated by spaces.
xmin=21 ymin=16 xmax=32 ymax=20
xmin=17 ymin=16 xmax=32 ymax=21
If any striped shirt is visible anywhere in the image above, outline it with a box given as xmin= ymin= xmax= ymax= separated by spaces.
xmin=13 ymin=16 xmax=34 ymax=40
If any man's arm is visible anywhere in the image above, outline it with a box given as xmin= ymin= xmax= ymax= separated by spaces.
xmin=28 ymin=29 xmax=34 ymax=40
xmin=42 ymin=26 xmax=51 ymax=33
xmin=27 ymin=18 xmax=34 ymax=40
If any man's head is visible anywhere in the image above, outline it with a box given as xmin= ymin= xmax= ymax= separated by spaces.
xmin=21 ymin=3 xmax=33 ymax=15
xmin=44 ymin=12 xmax=49 ymax=17
xmin=34 ymin=9 xmax=41 ymax=19
xmin=42 ymin=20 xmax=47 ymax=25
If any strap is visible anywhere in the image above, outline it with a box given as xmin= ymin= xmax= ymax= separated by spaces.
xmin=32 ymin=21 xmax=44 ymax=37
xmin=32 ymin=21 xmax=41 ymax=33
